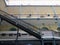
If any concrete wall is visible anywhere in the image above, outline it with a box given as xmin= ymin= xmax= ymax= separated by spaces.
xmin=3 ymin=6 xmax=60 ymax=15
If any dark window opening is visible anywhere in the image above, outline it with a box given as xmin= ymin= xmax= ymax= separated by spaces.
xmin=18 ymin=33 xmax=21 ymax=36
xmin=48 ymin=14 xmax=50 ymax=16
xmin=9 ymin=34 xmax=13 ymax=36
xmin=22 ymin=34 xmax=28 ymax=35
xmin=1 ymin=33 xmax=6 ymax=36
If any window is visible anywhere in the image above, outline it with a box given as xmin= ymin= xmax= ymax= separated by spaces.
xmin=5 ymin=0 xmax=21 ymax=6
xmin=5 ymin=0 xmax=60 ymax=6
xmin=1 ymin=33 xmax=6 ymax=36
xmin=9 ymin=34 xmax=13 ymax=36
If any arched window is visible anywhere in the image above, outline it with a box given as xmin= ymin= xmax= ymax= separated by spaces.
xmin=9 ymin=27 xmax=16 ymax=31
xmin=57 ymin=27 xmax=60 ymax=31
xmin=41 ymin=27 xmax=49 ymax=30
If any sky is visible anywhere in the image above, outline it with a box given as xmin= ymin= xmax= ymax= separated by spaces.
xmin=5 ymin=0 xmax=60 ymax=5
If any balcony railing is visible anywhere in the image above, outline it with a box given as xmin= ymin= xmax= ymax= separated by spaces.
xmin=41 ymin=30 xmax=60 ymax=39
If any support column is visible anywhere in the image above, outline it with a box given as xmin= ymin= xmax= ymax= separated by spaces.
xmin=53 ymin=38 xmax=56 ymax=45
xmin=16 ymin=28 xmax=20 ymax=45
xmin=52 ymin=31 xmax=56 ymax=45
xmin=41 ymin=38 xmax=44 ymax=45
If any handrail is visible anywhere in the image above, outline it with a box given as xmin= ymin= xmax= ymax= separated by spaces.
xmin=0 ymin=10 xmax=40 ymax=31
xmin=0 ymin=10 xmax=41 ymax=39
xmin=10 ymin=15 xmax=40 ymax=30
